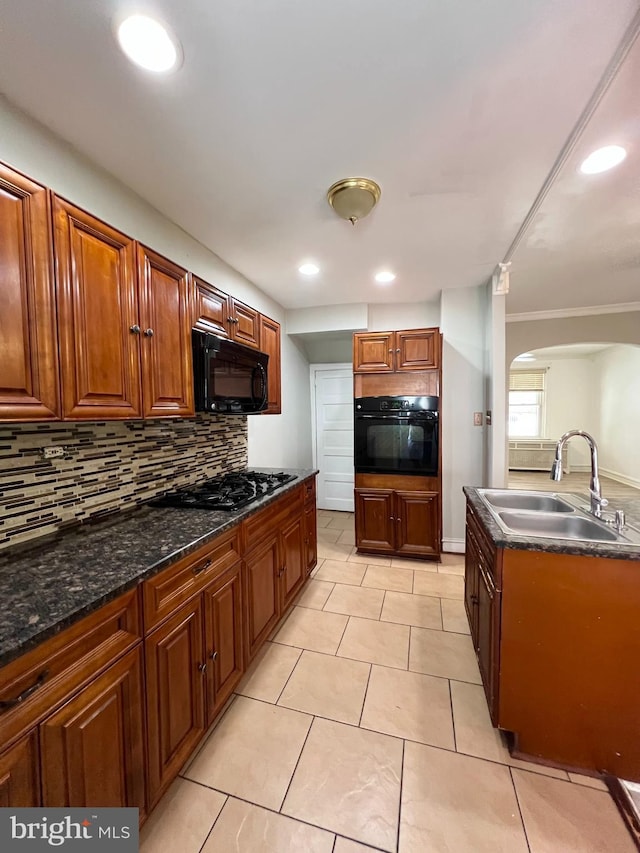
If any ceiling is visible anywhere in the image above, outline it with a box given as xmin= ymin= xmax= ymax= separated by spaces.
xmin=0 ymin=0 xmax=638 ymax=313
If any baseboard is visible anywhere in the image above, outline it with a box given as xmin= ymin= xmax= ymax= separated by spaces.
xmin=442 ymin=538 xmax=465 ymax=554
xmin=600 ymin=468 xmax=640 ymax=491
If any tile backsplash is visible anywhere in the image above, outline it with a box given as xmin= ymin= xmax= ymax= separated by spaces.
xmin=0 ymin=415 xmax=248 ymax=550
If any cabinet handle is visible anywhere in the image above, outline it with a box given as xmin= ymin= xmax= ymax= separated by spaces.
xmin=470 ymin=594 xmax=479 ymax=604
xmin=198 ymin=662 xmax=207 ymax=674
xmin=129 ymin=324 xmax=141 ymax=334
xmin=227 ymin=316 xmax=234 ymax=323
xmin=209 ymin=650 xmax=218 ymax=661
xmin=143 ymin=328 xmax=154 ymax=337
xmin=193 ymin=559 xmax=212 ymax=576
xmin=0 ymin=670 xmax=49 ymax=712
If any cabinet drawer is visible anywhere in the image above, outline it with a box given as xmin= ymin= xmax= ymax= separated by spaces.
xmin=0 ymin=589 xmax=140 ymax=750
xmin=242 ymin=487 xmax=302 ymax=554
xmin=467 ymin=505 xmax=499 ymax=586
xmin=143 ymin=527 xmax=241 ymax=631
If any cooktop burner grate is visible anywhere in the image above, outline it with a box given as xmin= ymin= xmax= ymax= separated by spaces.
xmin=153 ymin=471 xmax=297 ymax=511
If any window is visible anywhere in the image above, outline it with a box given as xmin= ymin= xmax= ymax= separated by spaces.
xmin=509 ymin=370 xmax=546 ymax=438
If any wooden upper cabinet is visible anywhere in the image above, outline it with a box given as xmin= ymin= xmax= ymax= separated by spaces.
xmin=353 ymin=328 xmax=440 ymax=373
xmin=137 ymin=245 xmax=194 ymax=418
xmin=193 ymin=276 xmax=230 ymax=338
xmin=230 ymin=298 xmax=260 ymax=348
xmin=0 ymin=164 xmax=59 ymax=420
xmin=353 ymin=332 xmax=395 ymax=373
xmin=396 ymin=329 xmax=439 ymax=370
xmin=54 ymin=197 xmax=142 ymax=419
xmin=259 ymin=314 xmax=281 ymax=414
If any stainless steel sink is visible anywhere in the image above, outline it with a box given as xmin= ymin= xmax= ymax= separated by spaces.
xmin=496 ymin=510 xmax=621 ymax=542
xmin=480 ymin=490 xmax=574 ymax=513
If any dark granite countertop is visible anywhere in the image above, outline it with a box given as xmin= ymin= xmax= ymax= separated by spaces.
xmin=0 ymin=468 xmax=317 ymax=669
xmin=464 ymin=486 xmax=640 ymax=562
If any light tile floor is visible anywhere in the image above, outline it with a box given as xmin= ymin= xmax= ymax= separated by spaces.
xmin=141 ymin=510 xmax=635 ymax=853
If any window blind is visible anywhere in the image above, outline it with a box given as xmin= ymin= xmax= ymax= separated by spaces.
xmin=509 ymin=369 xmax=546 ymax=391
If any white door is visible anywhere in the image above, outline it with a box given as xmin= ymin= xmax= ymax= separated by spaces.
xmin=312 ymin=365 xmax=354 ymax=511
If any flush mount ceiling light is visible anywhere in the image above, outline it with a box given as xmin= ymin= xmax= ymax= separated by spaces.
xmin=298 ymin=263 xmax=320 ymax=275
xmin=116 ymin=14 xmax=181 ymax=72
xmin=327 ymin=178 xmax=381 ymax=225
xmin=375 ymin=271 xmax=396 ymax=283
xmin=579 ymin=145 xmax=627 ymax=175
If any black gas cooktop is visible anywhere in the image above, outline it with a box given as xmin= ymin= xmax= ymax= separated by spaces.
xmin=153 ymin=470 xmax=297 ymax=511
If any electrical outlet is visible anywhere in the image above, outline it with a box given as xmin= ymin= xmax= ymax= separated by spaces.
xmin=473 ymin=412 xmax=483 ymax=426
xmin=42 ymin=446 xmax=66 ymax=459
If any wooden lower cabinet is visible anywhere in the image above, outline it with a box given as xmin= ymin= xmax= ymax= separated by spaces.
xmin=204 ymin=563 xmax=244 ymax=725
xmin=145 ymin=599 xmax=206 ymax=806
xmin=280 ymin=514 xmax=306 ymax=610
xmin=40 ymin=646 xmax=146 ymax=811
xmin=304 ymin=500 xmax=318 ymax=575
xmin=244 ymin=536 xmax=281 ymax=662
xmin=355 ymin=487 xmax=440 ymax=558
xmin=0 ymin=732 xmax=40 ymax=807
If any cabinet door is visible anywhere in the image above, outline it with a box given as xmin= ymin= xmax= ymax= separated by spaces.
xmin=476 ymin=561 xmax=500 ymax=724
xmin=259 ymin=314 xmax=281 ymax=414
xmin=396 ymin=329 xmax=439 ymax=370
xmin=54 ymin=197 xmax=141 ymax=419
xmin=0 ymin=732 xmax=40 ymax=807
xmin=354 ymin=489 xmax=395 ymax=552
xmin=203 ymin=563 xmax=244 ymax=725
xmin=395 ymin=491 xmax=440 ymax=557
xmin=137 ymin=245 xmax=195 ymax=417
xmin=464 ymin=523 xmax=480 ymax=645
xmin=280 ymin=514 xmax=306 ymax=610
xmin=193 ymin=276 xmax=231 ymax=338
xmin=304 ymin=501 xmax=318 ymax=576
xmin=353 ymin=332 xmax=394 ymax=373
xmin=40 ymin=647 xmax=145 ymax=812
xmin=145 ymin=599 xmax=206 ymax=806
xmin=0 ymin=166 xmax=59 ymax=420
xmin=243 ymin=536 xmax=280 ymax=662
xmin=230 ymin=298 xmax=260 ymax=349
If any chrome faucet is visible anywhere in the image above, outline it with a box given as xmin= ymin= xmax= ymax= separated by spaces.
xmin=550 ymin=430 xmax=608 ymax=518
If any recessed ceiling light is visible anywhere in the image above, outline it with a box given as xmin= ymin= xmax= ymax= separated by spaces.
xmin=514 ymin=353 xmax=536 ymax=362
xmin=375 ymin=271 xmax=396 ymax=284
xmin=579 ymin=145 xmax=627 ymax=175
xmin=116 ymin=15 xmax=181 ymax=73
xmin=298 ymin=263 xmax=320 ymax=275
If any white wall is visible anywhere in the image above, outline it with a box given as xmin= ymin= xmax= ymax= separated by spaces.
xmin=485 ymin=286 xmax=506 ymax=487
xmin=1 ymin=97 xmax=312 ymax=468
xmin=594 ymin=345 xmax=640 ymax=488
xmin=440 ymin=285 xmax=487 ymax=551
xmin=368 ymin=300 xmax=441 ymax=331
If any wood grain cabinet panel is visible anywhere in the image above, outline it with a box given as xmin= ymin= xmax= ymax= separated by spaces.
xmin=353 ymin=328 xmax=440 ymax=374
xmin=259 ymin=314 xmax=281 ymax=414
xmin=0 ymin=732 xmax=40 ymax=807
xmin=230 ymin=298 xmax=260 ymax=348
xmin=192 ymin=276 xmax=231 ymax=338
xmin=54 ymin=197 xmax=141 ymax=419
xmin=353 ymin=332 xmax=395 ymax=373
xmin=203 ymin=563 xmax=244 ymax=724
xmin=0 ymin=164 xmax=59 ymax=420
xmin=243 ymin=536 xmax=281 ymax=662
xmin=395 ymin=490 xmax=439 ymax=557
xmin=395 ymin=329 xmax=439 ymax=370
xmin=354 ymin=490 xmax=395 ymax=552
xmin=40 ymin=647 xmax=146 ymax=812
xmin=304 ymin=501 xmax=317 ymax=576
xmin=280 ymin=514 xmax=305 ymax=610
xmin=145 ymin=598 xmax=206 ymax=807
xmin=137 ymin=245 xmax=194 ymax=418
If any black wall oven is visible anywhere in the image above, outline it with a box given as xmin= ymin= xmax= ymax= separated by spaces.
xmin=354 ymin=396 xmax=439 ymax=476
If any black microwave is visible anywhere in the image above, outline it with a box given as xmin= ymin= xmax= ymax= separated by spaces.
xmin=192 ymin=330 xmax=269 ymax=414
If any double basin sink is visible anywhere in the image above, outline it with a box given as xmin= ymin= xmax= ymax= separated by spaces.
xmin=477 ymin=489 xmax=640 ymax=547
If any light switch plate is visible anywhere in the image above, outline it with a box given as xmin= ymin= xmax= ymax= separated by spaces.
xmin=42 ymin=446 xmax=66 ymax=459
xmin=473 ymin=412 xmax=483 ymax=426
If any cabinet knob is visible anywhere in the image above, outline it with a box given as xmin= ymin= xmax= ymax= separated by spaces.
xmin=197 ymin=662 xmax=207 ymax=674
xmin=143 ymin=328 xmax=154 ymax=337
xmin=129 ymin=324 xmax=141 ymax=334
xmin=388 ymin=348 xmax=393 ymax=353
xmin=209 ymin=650 xmax=218 ymax=661
xmin=396 ymin=348 xmax=400 ymax=353
xmin=470 ymin=594 xmax=479 ymax=604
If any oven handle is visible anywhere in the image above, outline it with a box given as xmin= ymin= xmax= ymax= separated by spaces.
xmin=253 ymin=363 xmax=268 ymax=411
xmin=355 ymin=413 xmax=436 ymax=419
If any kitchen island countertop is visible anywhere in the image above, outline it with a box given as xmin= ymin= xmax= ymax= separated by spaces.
xmin=463 ymin=485 xmax=640 ymax=561
xmin=0 ymin=468 xmax=317 ymax=669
